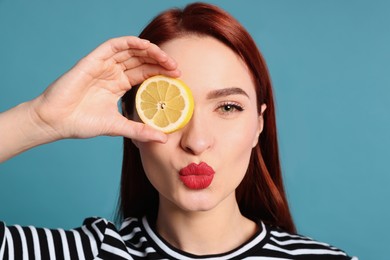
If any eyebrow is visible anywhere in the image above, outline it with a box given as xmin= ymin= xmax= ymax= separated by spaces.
xmin=206 ymin=87 xmax=249 ymax=99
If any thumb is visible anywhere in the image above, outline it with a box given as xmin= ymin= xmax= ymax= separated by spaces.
xmin=112 ymin=115 xmax=168 ymax=143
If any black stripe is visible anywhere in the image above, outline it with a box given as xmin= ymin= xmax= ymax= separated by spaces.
xmin=36 ymin=228 xmax=50 ymax=260
xmin=261 ymin=245 xmax=294 ymax=258
xmin=85 ymin=223 xmax=101 ymax=251
xmin=75 ymin=227 xmax=93 ymax=259
xmin=51 ymin=229 xmax=65 ymax=260
xmin=100 ymin=236 xmax=127 ymax=259
xmin=119 ymin=218 xmax=139 ymax=238
xmin=0 ymin=222 xmax=4 ymax=241
xmin=98 ymin=245 xmax=128 ymax=260
xmin=272 ymin=234 xmax=313 ymax=243
xmin=105 ymin=222 xmax=128 ymax=251
xmin=3 ymin=246 xmax=8 ymax=260
xmin=94 ymin=219 xmax=109 ymax=236
xmin=296 ymin=254 xmax=353 ymax=260
xmin=8 ymin=227 xmax=22 ymax=259
xmin=270 ymin=239 xmax=332 ymax=251
xmin=0 ymin=222 xmax=7 ymax=259
xmin=23 ymin=227 xmax=35 ymax=259
xmin=65 ymin=230 xmax=79 ymax=260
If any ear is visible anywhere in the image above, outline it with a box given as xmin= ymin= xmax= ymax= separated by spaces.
xmin=252 ymin=104 xmax=267 ymax=148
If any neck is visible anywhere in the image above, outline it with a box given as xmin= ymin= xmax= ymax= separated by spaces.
xmin=155 ymin=195 xmax=258 ymax=255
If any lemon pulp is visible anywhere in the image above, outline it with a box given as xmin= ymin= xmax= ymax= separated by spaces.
xmin=135 ymin=75 xmax=194 ymax=133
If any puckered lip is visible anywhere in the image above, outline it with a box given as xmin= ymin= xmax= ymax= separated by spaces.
xmin=179 ymin=162 xmax=215 ymax=176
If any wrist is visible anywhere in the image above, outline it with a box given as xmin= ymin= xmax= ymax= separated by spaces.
xmin=26 ymin=97 xmax=63 ymax=143
xmin=0 ymin=100 xmax=60 ymax=162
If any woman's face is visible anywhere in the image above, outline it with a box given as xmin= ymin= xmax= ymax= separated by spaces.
xmin=134 ymin=35 xmax=265 ymax=213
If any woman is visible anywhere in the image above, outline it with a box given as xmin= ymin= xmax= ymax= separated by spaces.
xmin=0 ymin=2 xmax=357 ymax=259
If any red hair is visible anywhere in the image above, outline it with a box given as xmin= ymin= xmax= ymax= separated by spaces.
xmin=120 ymin=2 xmax=296 ymax=233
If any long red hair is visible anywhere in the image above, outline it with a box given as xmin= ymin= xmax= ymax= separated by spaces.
xmin=120 ymin=2 xmax=296 ymax=233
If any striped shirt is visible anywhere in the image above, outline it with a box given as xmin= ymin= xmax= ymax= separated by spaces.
xmin=0 ymin=217 xmax=358 ymax=259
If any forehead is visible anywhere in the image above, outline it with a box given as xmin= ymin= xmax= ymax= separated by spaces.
xmin=159 ymin=35 xmax=256 ymax=98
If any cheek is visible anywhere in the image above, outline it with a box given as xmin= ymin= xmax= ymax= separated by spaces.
xmin=215 ymin=116 xmax=259 ymax=168
xmin=221 ymin=116 xmax=258 ymax=150
xmin=137 ymin=143 xmax=172 ymax=185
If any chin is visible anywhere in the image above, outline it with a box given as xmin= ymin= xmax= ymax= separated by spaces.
xmin=174 ymin=190 xmax=223 ymax=213
xmin=179 ymin=203 xmax=217 ymax=213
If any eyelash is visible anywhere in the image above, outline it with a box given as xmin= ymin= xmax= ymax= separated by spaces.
xmin=216 ymin=102 xmax=244 ymax=114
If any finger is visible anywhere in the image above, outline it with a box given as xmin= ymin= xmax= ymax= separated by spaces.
xmin=89 ymin=36 xmax=150 ymax=61
xmin=124 ymin=64 xmax=181 ymax=86
xmin=121 ymin=56 xmax=159 ymax=70
xmin=142 ymin=42 xmax=178 ymax=70
xmin=111 ymin=115 xmax=168 ymax=143
xmin=113 ymin=49 xmax=162 ymax=64
xmin=121 ymin=56 xmax=179 ymax=73
xmin=113 ymin=42 xmax=177 ymax=70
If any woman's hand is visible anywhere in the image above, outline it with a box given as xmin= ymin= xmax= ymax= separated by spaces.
xmin=31 ymin=36 xmax=179 ymax=141
xmin=0 ymin=36 xmax=179 ymax=162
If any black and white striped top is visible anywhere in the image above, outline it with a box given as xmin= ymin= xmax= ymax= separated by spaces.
xmin=0 ymin=217 xmax=358 ymax=259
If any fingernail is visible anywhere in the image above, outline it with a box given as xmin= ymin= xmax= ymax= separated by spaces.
xmin=172 ymin=69 xmax=181 ymax=77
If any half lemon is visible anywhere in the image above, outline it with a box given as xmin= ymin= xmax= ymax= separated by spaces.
xmin=135 ymin=75 xmax=194 ymax=133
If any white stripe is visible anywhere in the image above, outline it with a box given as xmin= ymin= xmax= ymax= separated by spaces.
xmin=81 ymin=225 xmax=98 ymax=257
xmin=71 ymin=230 xmax=86 ymax=260
xmin=120 ymin=218 xmax=137 ymax=230
xmin=29 ymin=226 xmax=41 ymax=260
xmin=15 ymin=225 xmax=28 ymax=260
xmin=58 ymin=229 xmax=71 ymax=260
xmin=122 ymin=227 xmax=142 ymax=241
xmin=101 ymin=243 xmax=132 ymax=259
xmin=271 ymin=230 xmax=309 ymax=239
xmin=270 ymin=236 xmax=333 ymax=247
xmin=104 ymin=228 xmax=133 ymax=258
xmin=106 ymin=228 xmax=127 ymax=242
xmin=43 ymin=228 xmax=56 ymax=259
xmin=264 ymin=243 xmax=347 ymax=256
xmin=125 ymin=246 xmax=156 ymax=257
xmin=351 ymin=257 xmax=359 ymax=260
xmin=92 ymin=222 xmax=104 ymax=241
xmin=141 ymin=216 xmax=268 ymax=260
xmin=3 ymin=228 xmax=14 ymax=260
xmin=270 ymin=232 xmax=341 ymax=251
xmin=131 ymin=236 xmax=147 ymax=248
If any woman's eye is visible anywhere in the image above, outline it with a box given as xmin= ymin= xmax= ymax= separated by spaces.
xmin=217 ymin=102 xmax=244 ymax=114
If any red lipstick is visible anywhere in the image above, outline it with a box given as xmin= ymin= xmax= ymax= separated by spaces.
xmin=179 ymin=162 xmax=215 ymax=190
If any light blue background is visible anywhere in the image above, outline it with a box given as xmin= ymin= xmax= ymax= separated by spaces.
xmin=1 ymin=0 xmax=389 ymax=259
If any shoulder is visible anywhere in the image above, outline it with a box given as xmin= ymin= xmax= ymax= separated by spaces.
xmin=262 ymin=224 xmax=358 ymax=260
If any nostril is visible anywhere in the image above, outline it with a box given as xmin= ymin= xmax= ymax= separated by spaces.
xmin=184 ymin=145 xmax=195 ymax=154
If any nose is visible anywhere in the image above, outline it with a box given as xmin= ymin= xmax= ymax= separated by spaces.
xmin=179 ymin=111 xmax=213 ymax=155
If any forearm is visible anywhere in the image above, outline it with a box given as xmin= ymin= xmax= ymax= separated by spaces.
xmin=0 ymin=36 xmax=178 ymax=163
xmin=0 ymin=100 xmax=58 ymax=163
